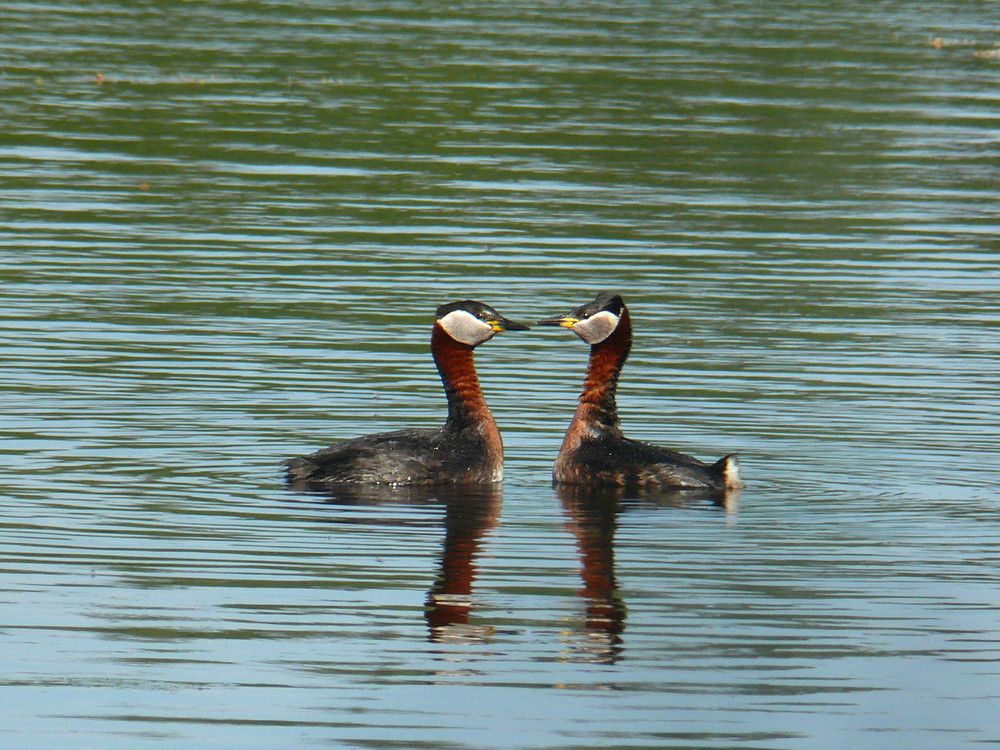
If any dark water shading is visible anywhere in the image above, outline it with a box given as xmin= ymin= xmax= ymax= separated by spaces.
xmin=2 ymin=0 xmax=1000 ymax=748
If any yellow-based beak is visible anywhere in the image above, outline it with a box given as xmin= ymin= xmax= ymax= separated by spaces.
xmin=537 ymin=315 xmax=578 ymax=328
xmin=489 ymin=316 xmax=531 ymax=332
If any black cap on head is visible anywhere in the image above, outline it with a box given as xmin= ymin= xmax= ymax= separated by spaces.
xmin=436 ymin=300 xmax=496 ymax=321
xmin=539 ymin=292 xmax=626 ymax=325
xmin=434 ymin=300 xmax=530 ymax=345
xmin=577 ymin=292 xmax=625 ymax=320
xmin=537 ymin=292 xmax=627 ymax=344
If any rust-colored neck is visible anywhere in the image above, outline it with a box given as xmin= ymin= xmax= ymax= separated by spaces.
xmin=575 ymin=307 xmax=632 ymax=431
xmin=431 ymin=323 xmax=495 ymax=431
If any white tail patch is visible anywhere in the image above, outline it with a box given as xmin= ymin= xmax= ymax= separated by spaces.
xmin=723 ymin=455 xmax=743 ymax=489
xmin=437 ymin=309 xmax=496 ymax=346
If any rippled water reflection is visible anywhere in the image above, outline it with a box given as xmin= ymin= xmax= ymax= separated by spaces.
xmin=2 ymin=1 xmax=999 ymax=747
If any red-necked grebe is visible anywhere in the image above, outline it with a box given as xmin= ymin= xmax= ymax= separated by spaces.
xmin=285 ymin=300 xmax=529 ymax=488
xmin=538 ymin=292 xmax=742 ymax=492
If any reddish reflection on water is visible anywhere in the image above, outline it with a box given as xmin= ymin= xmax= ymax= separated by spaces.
xmin=290 ymin=483 xmax=502 ymax=643
xmin=558 ymin=484 xmax=736 ymax=663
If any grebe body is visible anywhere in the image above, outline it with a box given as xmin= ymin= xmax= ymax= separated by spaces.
xmin=539 ymin=293 xmax=742 ymax=492
xmin=285 ymin=301 xmax=528 ymax=489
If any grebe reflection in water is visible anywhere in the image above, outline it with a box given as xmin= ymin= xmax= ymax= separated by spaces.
xmin=558 ymin=483 xmax=735 ymax=664
xmin=289 ymin=483 xmax=502 ymax=644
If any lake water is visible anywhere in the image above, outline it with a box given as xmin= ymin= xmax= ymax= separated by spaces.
xmin=2 ymin=2 xmax=999 ymax=748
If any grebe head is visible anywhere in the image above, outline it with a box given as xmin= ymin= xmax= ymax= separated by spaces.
xmin=537 ymin=292 xmax=626 ymax=344
xmin=436 ymin=300 xmax=530 ymax=346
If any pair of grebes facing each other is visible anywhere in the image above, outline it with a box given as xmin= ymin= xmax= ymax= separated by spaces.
xmin=284 ymin=292 xmax=743 ymax=494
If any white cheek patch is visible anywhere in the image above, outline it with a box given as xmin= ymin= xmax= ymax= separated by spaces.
xmin=572 ymin=310 xmax=620 ymax=344
xmin=437 ymin=309 xmax=495 ymax=346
